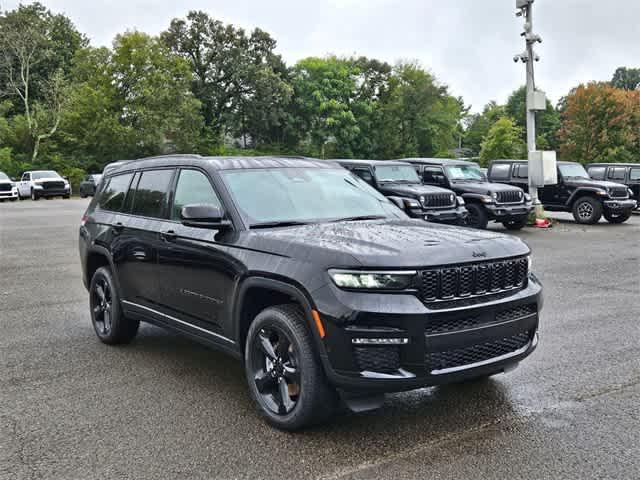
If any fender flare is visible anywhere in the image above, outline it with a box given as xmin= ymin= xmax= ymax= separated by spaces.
xmin=460 ymin=193 xmax=489 ymax=203
xmin=565 ymin=188 xmax=603 ymax=207
xmin=84 ymin=244 xmax=119 ymax=291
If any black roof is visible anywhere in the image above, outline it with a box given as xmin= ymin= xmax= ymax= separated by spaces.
xmin=402 ymin=158 xmax=478 ymax=167
xmin=104 ymin=155 xmax=340 ymax=176
xmin=586 ymin=162 xmax=640 ymax=167
xmin=335 ymin=159 xmax=412 ymax=167
xmin=490 ymin=159 xmax=580 ymax=166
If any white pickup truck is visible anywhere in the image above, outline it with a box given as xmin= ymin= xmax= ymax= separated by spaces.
xmin=17 ymin=170 xmax=71 ymax=200
xmin=0 ymin=171 xmax=18 ymax=202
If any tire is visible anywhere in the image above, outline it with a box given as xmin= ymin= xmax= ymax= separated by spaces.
xmin=63 ymin=195 xmax=70 ymax=199
xmin=464 ymin=203 xmax=489 ymax=229
xmin=10 ymin=198 xmax=17 ymax=202
xmin=244 ymin=305 xmax=337 ymax=430
xmin=80 ymin=192 xmax=87 ymax=198
xmin=89 ymin=266 xmax=139 ymax=345
xmin=572 ymin=196 xmax=602 ymax=224
xmin=502 ymin=217 xmax=527 ymax=230
xmin=30 ymin=189 xmax=39 ymax=201
xmin=603 ymin=209 xmax=631 ymax=224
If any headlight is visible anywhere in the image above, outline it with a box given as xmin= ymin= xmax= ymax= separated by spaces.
xmin=329 ymin=270 xmax=416 ymax=290
xmin=404 ymin=198 xmax=421 ymax=208
xmin=491 ymin=191 xmax=498 ymax=200
xmin=457 ymin=196 xmax=465 ymax=206
xmin=595 ymin=190 xmax=608 ymax=196
xmin=34 ymin=180 xmax=43 ymax=185
xmin=418 ymin=196 xmax=425 ymax=204
xmin=524 ymin=193 xmax=532 ymax=202
xmin=481 ymin=195 xmax=494 ymax=203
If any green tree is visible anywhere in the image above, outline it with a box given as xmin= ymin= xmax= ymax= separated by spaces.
xmin=479 ymin=117 xmax=526 ymax=164
xmin=611 ymin=67 xmax=640 ymax=91
xmin=463 ymin=102 xmax=505 ymax=157
xmin=504 ymin=86 xmax=561 ymax=151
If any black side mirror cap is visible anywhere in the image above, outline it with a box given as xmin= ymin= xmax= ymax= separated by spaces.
xmin=180 ymin=204 xmax=232 ymax=230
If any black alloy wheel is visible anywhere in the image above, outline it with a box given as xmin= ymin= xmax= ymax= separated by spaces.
xmin=244 ymin=305 xmax=337 ymax=430
xmin=572 ymin=196 xmax=602 ymax=224
xmin=249 ymin=326 xmax=301 ymax=416
xmin=91 ymin=276 xmax=113 ymax=337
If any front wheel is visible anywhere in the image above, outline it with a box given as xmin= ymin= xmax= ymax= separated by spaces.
xmin=572 ymin=196 xmax=602 ymax=224
xmin=245 ymin=305 xmax=337 ymax=430
xmin=603 ymin=210 xmax=631 ymax=224
xmin=89 ymin=266 xmax=139 ymax=344
xmin=502 ymin=217 xmax=527 ymax=230
xmin=463 ymin=203 xmax=489 ymax=229
xmin=30 ymin=189 xmax=39 ymax=201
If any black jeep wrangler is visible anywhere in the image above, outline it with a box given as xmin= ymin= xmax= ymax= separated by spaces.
xmin=337 ymin=159 xmax=467 ymax=225
xmin=403 ymin=158 xmax=533 ymax=230
xmin=586 ymin=163 xmax=639 ymax=210
xmin=488 ymin=160 xmax=637 ymax=224
xmin=79 ymin=155 xmax=542 ymax=430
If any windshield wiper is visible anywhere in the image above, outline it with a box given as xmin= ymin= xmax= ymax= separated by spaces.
xmin=330 ymin=215 xmax=387 ymax=223
xmin=250 ymin=220 xmax=311 ymax=229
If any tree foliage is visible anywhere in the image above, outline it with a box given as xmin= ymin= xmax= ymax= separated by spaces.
xmin=611 ymin=67 xmax=640 ymax=91
xmin=479 ymin=117 xmax=526 ymax=164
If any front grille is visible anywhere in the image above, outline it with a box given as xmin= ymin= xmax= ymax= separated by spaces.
xmin=43 ymin=181 xmax=65 ymax=190
xmin=495 ymin=303 xmax=537 ymax=322
xmin=418 ymin=257 xmax=528 ymax=304
xmin=423 ymin=192 xmax=456 ymax=208
xmin=496 ymin=190 xmax=523 ymax=204
xmin=0 ymin=183 xmax=11 ymax=192
xmin=609 ymin=187 xmax=628 ymax=199
xmin=426 ymin=332 xmax=531 ymax=372
xmin=354 ymin=346 xmax=400 ymax=373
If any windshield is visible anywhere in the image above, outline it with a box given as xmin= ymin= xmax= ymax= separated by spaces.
xmin=559 ymin=163 xmax=589 ymax=179
xmin=0 ymin=172 xmax=8 ymax=180
xmin=445 ymin=165 xmax=485 ymax=181
xmin=222 ymin=167 xmax=404 ymax=226
xmin=32 ymin=171 xmax=61 ymax=180
xmin=375 ymin=165 xmax=421 ymax=183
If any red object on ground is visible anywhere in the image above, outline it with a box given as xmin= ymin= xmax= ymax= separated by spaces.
xmin=535 ymin=218 xmax=552 ymax=228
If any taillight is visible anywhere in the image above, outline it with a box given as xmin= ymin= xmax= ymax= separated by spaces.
xmin=80 ymin=215 xmax=88 ymax=226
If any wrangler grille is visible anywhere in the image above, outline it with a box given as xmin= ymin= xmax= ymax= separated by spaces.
xmin=609 ymin=187 xmax=628 ymax=199
xmin=496 ymin=190 xmax=523 ymax=204
xmin=423 ymin=192 xmax=456 ymax=208
xmin=418 ymin=257 xmax=528 ymax=304
xmin=426 ymin=332 xmax=531 ymax=372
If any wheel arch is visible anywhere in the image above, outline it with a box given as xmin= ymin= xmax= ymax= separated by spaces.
xmin=84 ymin=246 xmax=118 ymax=291
xmin=566 ymin=188 xmax=602 ymax=207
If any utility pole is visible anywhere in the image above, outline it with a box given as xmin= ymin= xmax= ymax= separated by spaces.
xmin=514 ymin=0 xmax=546 ymax=219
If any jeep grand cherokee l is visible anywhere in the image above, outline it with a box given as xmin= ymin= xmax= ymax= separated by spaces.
xmin=79 ymin=155 xmax=542 ymax=430
xmin=403 ymin=158 xmax=533 ymax=230
xmin=488 ymin=160 xmax=636 ymax=224
xmin=337 ymin=159 xmax=467 ymax=225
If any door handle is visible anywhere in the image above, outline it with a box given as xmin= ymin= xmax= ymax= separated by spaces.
xmin=111 ymin=222 xmax=124 ymax=235
xmin=161 ymin=230 xmax=177 ymax=242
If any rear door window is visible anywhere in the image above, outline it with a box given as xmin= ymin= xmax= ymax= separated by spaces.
xmin=422 ymin=166 xmax=445 ymax=184
xmin=98 ymin=173 xmax=134 ymax=212
xmin=489 ymin=163 xmax=511 ymax=180
xmin=607 ymin=167 xmax=627 ymax=181
xmin=588 ymin=166 xmax=606 ymax=180
xmin=129 ymin=169 xmax=174 ymax=218
xmin=514 ymin=164 xmax=528 ymax=178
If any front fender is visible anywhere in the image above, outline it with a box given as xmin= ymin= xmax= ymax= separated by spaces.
xmin=565 ymin=188 xmax=603 ymax=207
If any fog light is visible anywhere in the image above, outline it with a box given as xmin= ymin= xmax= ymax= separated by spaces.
xmin=352 ymin=338 xmax=409 ymax=345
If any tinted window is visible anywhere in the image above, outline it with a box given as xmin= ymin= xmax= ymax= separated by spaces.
xmin=98 ymin=173 xmax=133 ymax=212
xmin=588 ymin=166 xmax=606 ymax=180
xmin=21 ymin=173 xmax=30 ymax=181
xmin=352 ymin=168 xmax=374 ymax=185
xmin=375 ymin=165 xmax=421 ymax=183
xmin=490 ymin=164 xmax=511 ymax=180
xmin=607 ymin=167 xmax=626 ymax=180
xmin=171 ymin=169 xmax=221 ymax=220
xmin=514 ymin=164 xmax=528 ymax=178
xmin=130 ymin=169 xmax=174 ymax=218
xmin=630 ymin=168 xmax=640 ymax=181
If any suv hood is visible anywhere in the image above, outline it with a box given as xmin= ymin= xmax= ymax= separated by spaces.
xmin=564 ymin=178 xmax=626 ymax=190
xmin=452 ymin=181 xmax=523 ymax=196
xmin=379 ymin=183 xmax=453 ymax=198
xmin=246 ymin=219 xmax=529 ymax=268
xmin=33 ymin=177 xmax=66 ymax=183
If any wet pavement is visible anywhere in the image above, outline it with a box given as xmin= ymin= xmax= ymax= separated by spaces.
xmin=1 ymin=199 xmax=638 ymax=479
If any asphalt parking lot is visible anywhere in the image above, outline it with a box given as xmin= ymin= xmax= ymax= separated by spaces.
xmin=1 ymin=199 xmax=639 ymax=480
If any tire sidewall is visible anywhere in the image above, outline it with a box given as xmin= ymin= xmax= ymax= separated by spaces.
xmin=572 ymin=197 xmax=602 ymax=224
xmin=604 ymin=209 xmax=631 ymax=223
xmin=89 ymin=266 xmax=124 ymax=343
xmin=465 ymin=203 xmax=489 ymax=229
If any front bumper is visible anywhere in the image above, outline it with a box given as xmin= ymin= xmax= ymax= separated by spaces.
xmin=34 ymin=186 xmax=70 ymax=197
xmin=0 ymin=189 xmax=18 ymax=199
xmin=408 ymin=206 xmax=468 ymax=224
xmin=604 ymin=199 xmax=637 ymax=211
xmin=313 ymin=275 xmax=542 ymax=393
xmin=485 ymin=201 xmax=533 ymax=221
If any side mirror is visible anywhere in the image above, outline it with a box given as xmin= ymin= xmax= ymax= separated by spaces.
xmin=181 ymin=204 xmax=232 ymax=230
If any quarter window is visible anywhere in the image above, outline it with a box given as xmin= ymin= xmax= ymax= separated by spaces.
xmin=130 ymin=169 xmax=174 ymax=218
xmin=422 ymin=167 xmax=446 ymax=185
xmin=98 ymin=173 xmax=133 ymax=212
xmin=588 ymin=166 xmax=606 ymax=180
xmin=352 ymin=168 xmax=374 ymax=185
xmin=514 ymin=164 xmax=528 ymax=178
xmin=630 ymin=168 xmax=640 ymax=181
xmin=171 ymin=169 xmax=221 ymax=220
xmin=490 ymin=164 xmax=511 ymax=180
xmin=607 ymin=167 xmax=626 ymax=181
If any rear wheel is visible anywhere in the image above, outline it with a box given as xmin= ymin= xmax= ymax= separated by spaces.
xmin=572 ymin=196 xmax=602 ymax=224
xmin=245 ymin=305 xmax=336 ymax=430
xmin=89 ymin=266 xmax=139 ymax=344
xmin=603 ymin=210 xmax=631 ymax=224
xmin=464 ymin=203 xmax=489 ymax=229
xmin=502 ymin=217 xmax=527 ymax=230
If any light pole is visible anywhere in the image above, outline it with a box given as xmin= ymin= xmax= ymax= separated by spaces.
xmin=514 ymin=0 xmax=546 ymax=219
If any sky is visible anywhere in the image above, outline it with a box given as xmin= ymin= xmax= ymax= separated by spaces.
xmin=6 ymin=0 xmax=640 ymax=111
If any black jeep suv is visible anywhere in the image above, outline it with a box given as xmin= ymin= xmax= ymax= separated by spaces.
xmin=403 ymin=158 xmax=533 ymax=230
xmin=337 ymin=159 xmax=467 ymax=224
xmin=79 ymin=155 xmax=542 ymax=430
xmin=586 ymin=163 xmax=639 ymax=210
xmin=488 ymin=160 xmax=636 ymax=224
